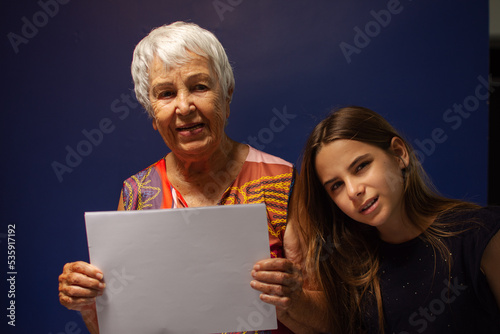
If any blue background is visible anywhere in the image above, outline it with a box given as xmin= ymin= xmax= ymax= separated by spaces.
xmin=0 ymin=0 xmax=489 ymax=333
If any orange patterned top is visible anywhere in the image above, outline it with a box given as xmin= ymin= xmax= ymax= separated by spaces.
xmin=122 ymin=146 xmax=295 ymax=333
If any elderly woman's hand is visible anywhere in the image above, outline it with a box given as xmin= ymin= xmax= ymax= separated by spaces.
xmin=251 ymin=259 xmax=329 ymax=334
xmin=250 ymin=258 xmax=304 ymax=313
xmin=58 ymin=261 xmax=105 ymax=311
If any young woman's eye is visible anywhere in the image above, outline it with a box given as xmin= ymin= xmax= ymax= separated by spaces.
xmin=355 ymin=161 xmax=371 ymax=172
xmin=330 ymin=181 xmax=343 ymax=192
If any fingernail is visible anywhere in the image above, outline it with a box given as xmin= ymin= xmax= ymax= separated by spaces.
xmin=96 ymin=273 xmax=103 ymax=280
xmin=250 ymin=280 xmax=256 ymax=288
xmin=251 ymin=270 xmax=257 ymax=277
xmin=99 ymin=282 xmax=106 ymax=289
xmin=253 ymin=264 xmax=260 ymax=271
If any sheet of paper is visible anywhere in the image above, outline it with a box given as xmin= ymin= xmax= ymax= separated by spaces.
xmin=85 ymin=203 xmax=277 ymax=334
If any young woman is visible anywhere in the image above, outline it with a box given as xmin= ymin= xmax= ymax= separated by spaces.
xmin=290 ymin=106 xmax=500 ymax=333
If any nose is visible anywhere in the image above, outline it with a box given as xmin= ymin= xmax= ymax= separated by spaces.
xmin=346 ymin=179 xmax=364 ymax=200
xmin=175 ymin=91 xmax=194 ymax=116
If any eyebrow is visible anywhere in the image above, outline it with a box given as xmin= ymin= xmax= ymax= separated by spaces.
xmin=188 ymin=73 xmax=213 ymax=82
xmin=150 ymin=73 xmax=213 ymax=94
xmin=322 ymin=153 xmax=370 ymax=187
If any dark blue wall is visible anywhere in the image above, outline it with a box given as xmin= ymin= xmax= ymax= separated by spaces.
xmin=0 ymin=0 xmax=489 ymax=332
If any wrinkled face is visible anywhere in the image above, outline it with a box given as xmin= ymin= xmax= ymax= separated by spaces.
xmin=315 ymin=138 xmax=409 ymax=233
xmin=149 ymin=53 xmax=230 ymax=159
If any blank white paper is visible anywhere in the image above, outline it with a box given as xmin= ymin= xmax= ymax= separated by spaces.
xmin=85 ymin=203 xmax=277 ymax=334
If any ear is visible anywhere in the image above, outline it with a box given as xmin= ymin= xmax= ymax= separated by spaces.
xmin=227 ymin=87 xmax=234 ymax=101
xmin=390 ymin=137 xmax=409 ymax=169
xmin=152 ymin=118 xmax=158 ymax=131
xmin=225 ymin=88 xmax=233 ymax=119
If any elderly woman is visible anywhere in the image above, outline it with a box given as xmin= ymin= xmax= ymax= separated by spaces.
xmin=58 ymin=22 xmax=321 ymax=334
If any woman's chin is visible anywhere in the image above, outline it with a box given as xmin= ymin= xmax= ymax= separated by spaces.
xmin=174 ymin=140 xmax=216 ymax=158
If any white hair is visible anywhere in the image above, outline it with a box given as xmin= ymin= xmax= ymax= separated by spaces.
xmin=131 ymin=21 xmax=235 ymax=118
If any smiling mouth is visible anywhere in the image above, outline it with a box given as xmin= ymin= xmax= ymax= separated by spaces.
xmin=360 ymin=197 xmax=378 ymax=213
xmin=176 ymin=123 xmax=204 ymax=131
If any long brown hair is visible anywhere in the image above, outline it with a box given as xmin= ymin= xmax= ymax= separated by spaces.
xmin=290 ymin=106 xmax=478 ymax=333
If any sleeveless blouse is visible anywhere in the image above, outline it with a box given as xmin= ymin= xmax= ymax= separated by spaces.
xmin=122 ymin=146 xmax=295 ymax=333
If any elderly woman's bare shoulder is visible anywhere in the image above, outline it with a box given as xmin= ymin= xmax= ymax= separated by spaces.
xmin=245 ymin=145 xmax=293 ymax=167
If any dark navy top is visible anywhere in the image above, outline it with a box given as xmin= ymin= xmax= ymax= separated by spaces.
xmin=363 ymin=207 xmax=500 ymax=333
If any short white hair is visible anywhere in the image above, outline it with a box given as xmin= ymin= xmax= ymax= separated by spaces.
xmin=131 ymin=21 xmax=235 ymax=118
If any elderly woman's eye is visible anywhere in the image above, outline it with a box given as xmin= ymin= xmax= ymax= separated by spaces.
xmin=194 ymin=84 xmax=208 ymax=91
xmin=159 ymin=91 xmax=174 ymax=98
